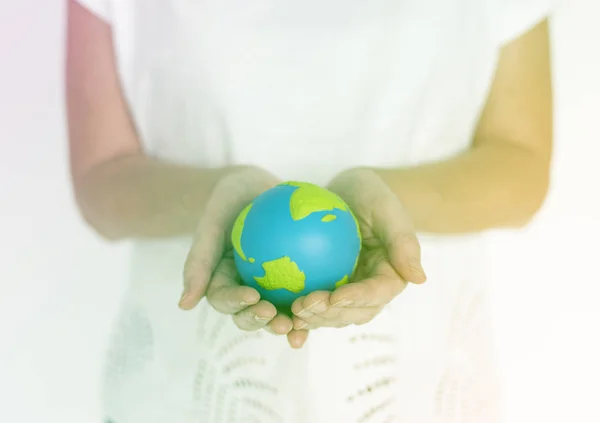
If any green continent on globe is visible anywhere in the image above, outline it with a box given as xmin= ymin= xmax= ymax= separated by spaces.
xmin=321 ymin=214 xmax=337 ymax=222
xmin=254 ymin=256 xmax=306 ymax=293
xmin=335 ymin=275 xmax=349 ymax=288
xmin=281 ymin=181 xmax=362 ymax=244
xmin=281 ymin=181 xmax=348 ymax=221
xmin=231 ymin=203 xmax=253 ymax=262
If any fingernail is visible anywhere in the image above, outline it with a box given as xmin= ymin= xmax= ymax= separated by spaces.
xmin=298 ymin=300 xmax=321 ymax=317
xmin=332 ymin=298 xmax=353 ymax=307
xmin=299 ymin=301 xmax=326 ymax=317
xmin=308 ymin=301 xmax=327 ymax=314
xmin=294 ymin=321 xmax=308 ymax=330
xmin=409 ymin=258 xmax=427 ymax=283
xmin=254 ymin=315 xmax=272 ymax=323
xmin=227 ymin=299 xmax=250 ymax=309
xmin=178 ymin=291 xmax=189 ymax=308
xmin=412 ymin=270 xmax=427 ymax=284
xmin=263 ymin=326 xmax=276 ymax=335
xmin=297 ymin=309 xmax=313 ymax=318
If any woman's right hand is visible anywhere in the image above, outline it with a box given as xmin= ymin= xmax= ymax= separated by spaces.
xmin=179 ymin=166 xmax=309 ymax=349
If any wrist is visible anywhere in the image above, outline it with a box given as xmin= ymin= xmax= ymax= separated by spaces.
xmin=353 ymin=166 xmax=442 ymax=233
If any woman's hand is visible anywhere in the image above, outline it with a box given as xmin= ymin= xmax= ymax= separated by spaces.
xmin=291 ymin=168 xmax=426 ymax=330
xmin=179 ymin=166 xmax=309 ymax=349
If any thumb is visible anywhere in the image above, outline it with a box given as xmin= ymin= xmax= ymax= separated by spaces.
xmin=179 ymin=180 xmax=236 ymax=310
xmin=374 ymin=202 xmax=427 ymax=284
xmin=385 ymin=231 xmax=426 ymax=284
xmin=180 ymin=222 xmax=225 ymax=310
xmin=179 ymin=169 xmax=274 ymax=310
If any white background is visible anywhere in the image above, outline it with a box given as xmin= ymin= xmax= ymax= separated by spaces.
xmin=1 ymin=1 xmax=599 ymax=422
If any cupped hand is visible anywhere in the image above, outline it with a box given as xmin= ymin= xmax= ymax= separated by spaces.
xmin=291 ymin=168 xmax=426 ymax=331
xmin=179 ymin=166 xmax=309 ymax=349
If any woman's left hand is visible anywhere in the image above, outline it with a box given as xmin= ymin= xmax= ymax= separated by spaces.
xmin=291 ymin=168 xmax=427 ymax=330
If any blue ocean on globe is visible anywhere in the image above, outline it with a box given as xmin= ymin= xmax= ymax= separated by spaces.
xmin=231 ymin=181 xmax=362 ymax=308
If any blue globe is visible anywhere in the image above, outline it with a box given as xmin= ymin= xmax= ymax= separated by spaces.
xmin=231 ymin=181 xmax=362 ymax=308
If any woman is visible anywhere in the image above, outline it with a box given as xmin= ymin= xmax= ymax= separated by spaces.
xmin=66 ymin=0 xmax=552 ymax=422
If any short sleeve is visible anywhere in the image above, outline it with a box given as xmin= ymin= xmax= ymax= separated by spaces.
xmin=75 ymin=0 xmax=112 ymax=23
xmin=489 ymin=0 xmax=553 ymax=46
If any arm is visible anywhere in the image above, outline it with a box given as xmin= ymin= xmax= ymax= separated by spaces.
xmin=375 ymin=20 xmax=552 ymax=234
xmin=66 ymin=0 xmax=234 ymax=240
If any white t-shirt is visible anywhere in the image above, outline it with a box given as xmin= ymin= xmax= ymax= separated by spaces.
xmin=75 ymin=1 xmax=551 ymax=422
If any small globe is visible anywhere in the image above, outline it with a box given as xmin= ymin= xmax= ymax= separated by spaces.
xmin=231 ymin=181 xmax=362 ymax=308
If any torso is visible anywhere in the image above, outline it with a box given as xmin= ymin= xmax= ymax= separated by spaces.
xmin=101 ymin=1 xmax=504 ymax=422
xmin=112 ymin=0 xmax=499 ymax=179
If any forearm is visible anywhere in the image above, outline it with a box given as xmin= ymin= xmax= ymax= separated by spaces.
xmin=74 ymin=154 xmax=236 ymax=240
xmin=374 ymin=142 xmax=550 ymax=234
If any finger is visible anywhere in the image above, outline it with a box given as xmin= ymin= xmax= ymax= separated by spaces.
xmin=372 ymin=203 xmax=426 ymax=284
xmin=293 ymin=307 xmax=379 ymax=329
xmin=287 ymin=329 xmax=309 ymax=349
xmin=291 ymin=291 xmax=331 ymax=319
xmin=332 ymin=307 xmax=381 ymax=326
xmin=208 ymin=286 xmax=261 ymax=314
xmin=266 ymin=313 xmax=294 ymax=335
xmin=232 ymin=300 xmax=278 ymax=331
xmin=330 ymin=271 xmax=406 ymax=308
xmin=292 ymin=314 xmax=325 ymax=330
xmin=293 ymin=296 xmax=342 ymax=324
xmin=180 ymin=225 xmax=225 ymax=309
xmin=180 ymin=172 xmax=270 ymax=309
xmin=292 ymin=315 xmax=309 ymax=330
xmin=206 ymin=259 xmax=260 ymax=314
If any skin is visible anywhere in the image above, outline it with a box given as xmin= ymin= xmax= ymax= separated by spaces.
xmin=292 ymin=19 xmax=553 ymax=330
xmin=66 ymin=0 xmax=551 ymax=349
